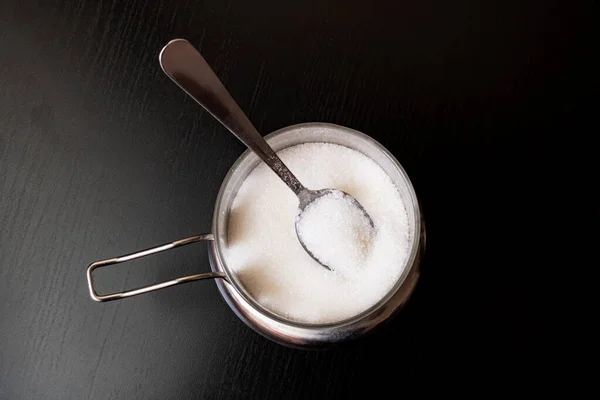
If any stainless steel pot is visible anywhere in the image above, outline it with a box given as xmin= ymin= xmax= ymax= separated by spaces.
xmin=87 ymin=123 xmax=425 ymax=348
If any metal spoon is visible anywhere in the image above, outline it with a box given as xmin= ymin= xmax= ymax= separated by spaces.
xmin=159 ymin=39 xmax=374 ymax=270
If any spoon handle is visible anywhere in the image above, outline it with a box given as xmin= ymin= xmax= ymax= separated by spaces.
xmin=159 ymin=39 xmax=305 ymax=195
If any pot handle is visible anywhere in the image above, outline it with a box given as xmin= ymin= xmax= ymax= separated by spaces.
xmin=86 ymin=234 xmax=225 ymax=302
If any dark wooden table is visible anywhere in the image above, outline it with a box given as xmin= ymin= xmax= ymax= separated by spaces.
xmin=0 ymin=0 xmax=590 ymax=398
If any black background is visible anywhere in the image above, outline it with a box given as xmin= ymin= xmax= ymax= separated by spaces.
xmin=0 ymin=0 xmax=592 ymax=398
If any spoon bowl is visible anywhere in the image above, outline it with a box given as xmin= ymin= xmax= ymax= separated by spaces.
xmin=295 ymin=188 xmax=374 ymax=270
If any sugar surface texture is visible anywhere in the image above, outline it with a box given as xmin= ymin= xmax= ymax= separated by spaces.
xmin=224 ymin=142 xmax=409 ymax=324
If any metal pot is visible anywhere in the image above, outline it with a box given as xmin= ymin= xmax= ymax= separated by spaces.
xmin=87 ymin=123 xmax=425 ymax=348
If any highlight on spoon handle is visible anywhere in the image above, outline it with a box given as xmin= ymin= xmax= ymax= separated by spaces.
xmin=159 ymin=39 xmax=305 ymax=195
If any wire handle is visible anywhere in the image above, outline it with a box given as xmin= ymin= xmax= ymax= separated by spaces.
xmin=86 ymin=234 xmax=225 ymax=302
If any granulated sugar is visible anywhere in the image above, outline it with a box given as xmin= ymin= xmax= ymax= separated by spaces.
xmin=224 ymin=142 xmax=409 ymax=324
xmin=296 ymin=190 xmax=375 ymax=274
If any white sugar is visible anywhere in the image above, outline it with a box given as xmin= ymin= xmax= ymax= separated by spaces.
xmin=224 ymin=141 xmax=410 ymax=324
xmin=296 ymin=191 xmax=375 ymax=274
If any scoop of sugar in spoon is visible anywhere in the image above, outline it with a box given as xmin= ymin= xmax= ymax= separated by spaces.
xmin=296 ymin=190 xmax=376 ymax=274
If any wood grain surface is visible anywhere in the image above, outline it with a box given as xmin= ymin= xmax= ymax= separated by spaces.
xmin=0 ymin=0 xmax=591 ymax=398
